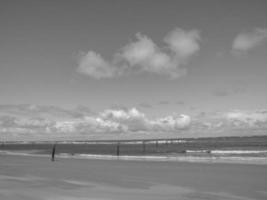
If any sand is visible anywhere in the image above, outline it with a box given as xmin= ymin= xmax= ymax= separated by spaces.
xmin=0 ymin=155 xmax=267 ymax=200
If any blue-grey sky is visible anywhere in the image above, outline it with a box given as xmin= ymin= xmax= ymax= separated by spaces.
xmin=1 ymin=0 xmax=267 ymax=140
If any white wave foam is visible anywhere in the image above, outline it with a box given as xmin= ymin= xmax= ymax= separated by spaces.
xmin=59 ymin=153 xmax=267 ymax=165
xmin=0 ymin=139 xmax=189 ymax=145
xmin=186 ymin=150 xmax=267 ymax=154
xmin=1 ymin=150 xmax=267 ymax=165
xmin=0 ymin=150 xmax=48 ymax=157
xmin=211 ymin=150 xmax=267 ymax=154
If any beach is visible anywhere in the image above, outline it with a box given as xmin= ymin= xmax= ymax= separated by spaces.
xmin=1 ymin=155 xmax=267 ymax=200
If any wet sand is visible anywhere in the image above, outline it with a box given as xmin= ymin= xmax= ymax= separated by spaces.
xmin=0 ymin=155 xmax=267 ymax=200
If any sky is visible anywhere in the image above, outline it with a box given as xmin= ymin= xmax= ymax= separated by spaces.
xmin=1 ymin=0 xmax=267 ymax=140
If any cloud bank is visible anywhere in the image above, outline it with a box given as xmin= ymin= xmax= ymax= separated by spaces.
xmin=1 ymin=105 xmax=267 ymax=140
xmin=0 ymin=105 xmax=191 ymax=140
xmin=232 ymin=28 xmax=267 ymax=53
xmin=225 ymin=110 xmax=267 ymax=127
xmin=77 ymin=28 xmax=201 ymax=79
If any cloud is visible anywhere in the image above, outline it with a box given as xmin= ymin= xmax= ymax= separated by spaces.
xmin=0 ymin=104 xmax=93 ymax=120
xmin=0 ymin=105 xmax=191 ymax=139
xmin=2 ymin=104 xmax=267 ymax=140
xmin=158 ymin=100 xmax=170 ymax=105
xmin=164 ymin=28 xmax=201 ymax=59
xmin=101 ymin=108 xmax=146 ymax=121
xmin=77 ymin=51 xmax=116 ymax=79
xmin=211 ymin=86 xmax=246 ymax=97
xmin=150 ymin=114 xmax=191 ymax=131
xmin=225 ymin=110 xmax=267 ymax=127
xmin=138 ymin=102 xmax=153 ymax=109
xmin=176 ymin=101 xmax=185 ymax=106
xmin=232 ymin=28 xmax=267 ymax=53
xmin=77 ymin=28 xmax=201 ymax=79
xmin=191 ymin=110 xmax=267 ymax=134
xmin=117 ymin=33 xmax=178 ymax=77
xmin=100 ymin=108 xmax=148 ymax=132
xmin=53 ymin=117 xmax=127 ymax=134
xmin=14 ymin=118 xmax=52 ymax=128
xmin=100 ymin=108 xmax=191 ymax=132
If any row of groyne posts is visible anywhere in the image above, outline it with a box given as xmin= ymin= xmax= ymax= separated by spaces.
xmin=115 ymin=140 xmax=157 ymax=156
xmin=108 ymin=139 xmax=179 ymax=156
xmin=50 ymin=139 xmax=181 ymax=161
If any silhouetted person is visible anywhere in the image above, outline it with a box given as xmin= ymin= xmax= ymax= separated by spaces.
xmin=51 ymin=144 xmax=56 ymax=162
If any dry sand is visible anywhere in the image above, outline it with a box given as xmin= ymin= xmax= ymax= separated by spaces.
xmin=0 ymin=155 xmax=267 ymax=200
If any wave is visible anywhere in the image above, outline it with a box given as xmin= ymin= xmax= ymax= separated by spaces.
xmin=1 ymin=150 xmax=267 ymax=165
xmin=0 ymin=139 xmax=189 ymax=145
xmin=0 ymin=150 xmax=48 ymax=157
xmin=53 ymin=153 xmax=267 ymax=165
xmin=186 ymin=150 xmax=267 ymax=154
xmin=212 ymin=150 xmax=267 ymax=154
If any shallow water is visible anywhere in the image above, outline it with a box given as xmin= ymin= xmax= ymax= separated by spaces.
xmin=1 ymin=136 xmax=267 ymax=164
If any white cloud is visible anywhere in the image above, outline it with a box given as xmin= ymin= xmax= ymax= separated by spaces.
xmin=151 ymin=114 xmax=191 ymax=131
xmin=2 ymin=104 xmax=267 ymax=140
xmin=0 ymin=106 xmax=191 ymax=138
xmin=119 ymin=33 xmax=158 ymax=67
xmin=117 ymin=33 xmax=181 ymax=78
xmin=45 ymin=108 xmax=191 ymax=134
xmin=1 ymin=127 xmax=36 ymax=134
xmin=52 ymin=117 xmax=127 ymax=134
xmin=100 ymin=108 xmax=150 ymax=132
xmin=100 ymin=108 xmax=191 ymax=132
xmin=77 ymin=28 xmax=201 ymax=79
xmin=188 ymin=110 xmax=267 ymax=137
xmin=225 ymin=110 xmax=267 ymax=127
xmin=54 ymin=120 xmax=78 ymax=133
xmin=232 ymin=28 xmax=267 ymax=53
xmin=14 ymin=118 xmax=52 ymax=127
xmin=164 ymin=28 xmax=201 ymax=59
xmin=101 ymin=107 xmax=145 ymax=121
xmin=77 ymin=51 xmax=116 ymax=79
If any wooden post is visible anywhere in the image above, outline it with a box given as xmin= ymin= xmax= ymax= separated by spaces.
xmin=142 ymin=141 xmax=146 ymax=153
xmin=51 ymin=144 xmax=56 ymax=162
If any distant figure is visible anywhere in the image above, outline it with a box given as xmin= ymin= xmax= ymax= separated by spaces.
xmin=51 ymin=144 xmax=56 ymax=162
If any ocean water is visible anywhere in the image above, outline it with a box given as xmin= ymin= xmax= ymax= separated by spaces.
xmin=1 ymin=136 xmax=267 ymax=164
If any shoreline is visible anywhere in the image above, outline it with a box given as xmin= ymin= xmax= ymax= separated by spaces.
xmin=1 ymin=150 xmax=267 ymax=165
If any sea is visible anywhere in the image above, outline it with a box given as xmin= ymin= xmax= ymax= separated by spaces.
xmin=1 ymin=135 xmax=267 ymax=165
